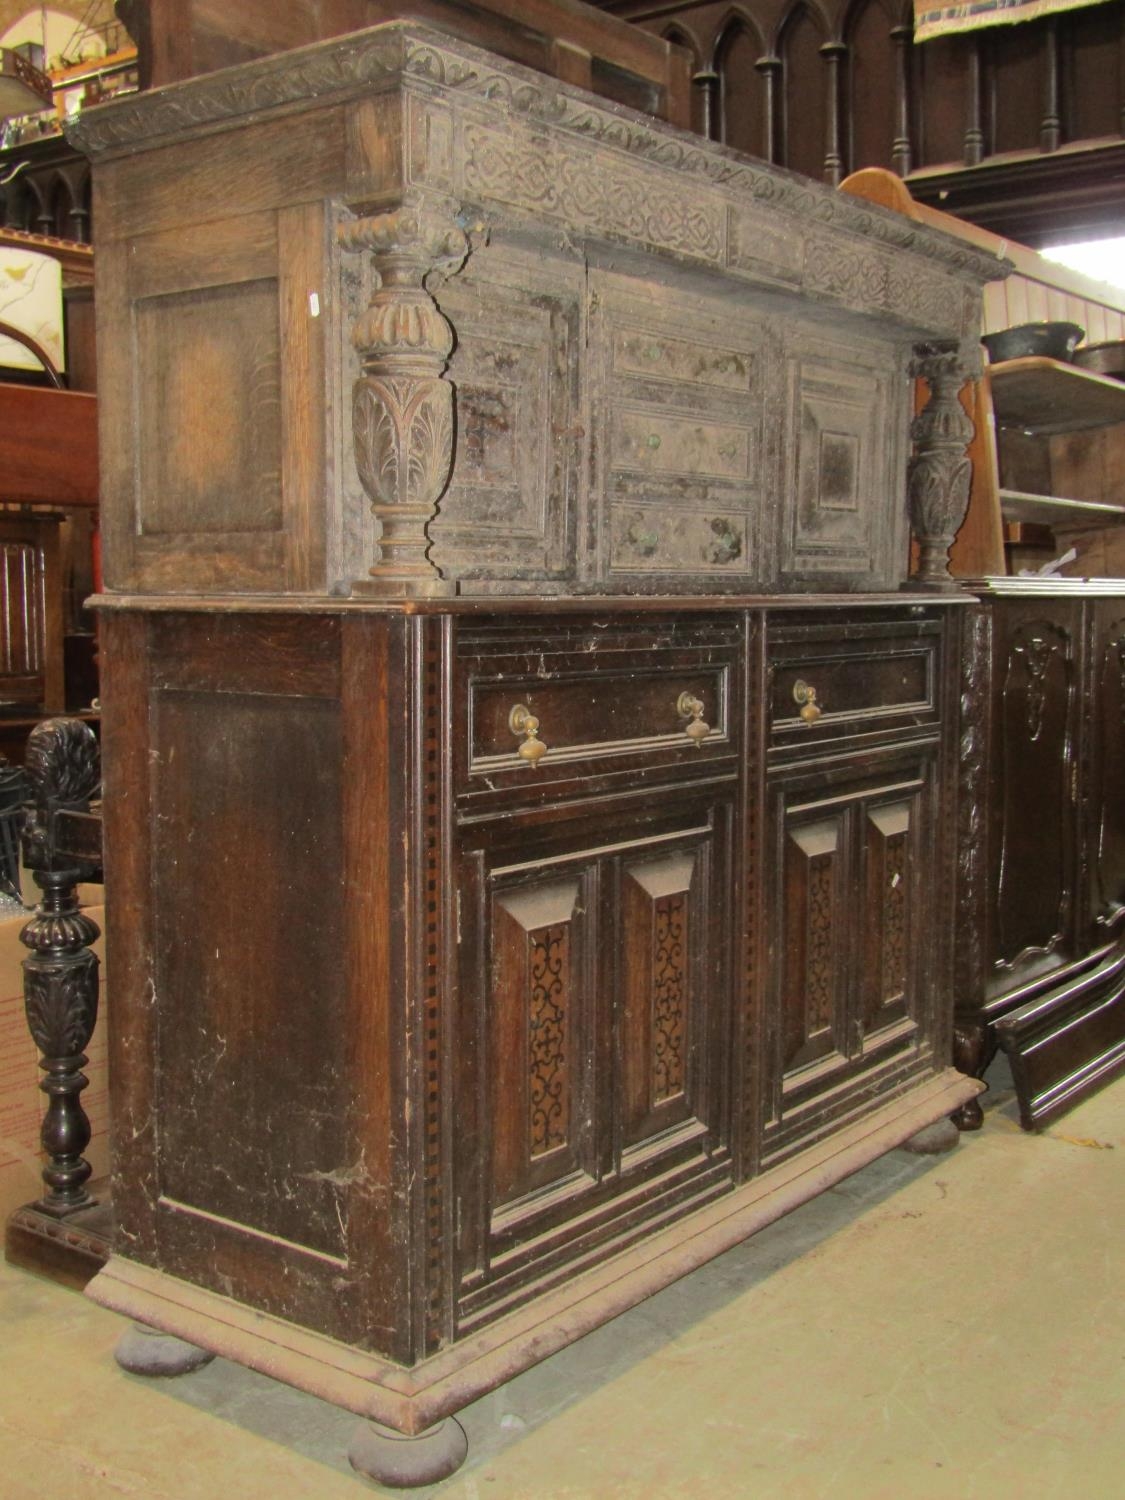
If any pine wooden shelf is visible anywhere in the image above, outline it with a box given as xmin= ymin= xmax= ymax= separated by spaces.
xmin=989 ymin=357 xmax=1125 ymax=434
xmin=999 ymin=487 xmax=1125 ymax=526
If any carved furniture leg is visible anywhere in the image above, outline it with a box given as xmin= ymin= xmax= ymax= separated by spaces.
xmin=114 ymin=1323 xmax=216 ymax=1378
xmin=18 ymin=719 xmax=104 ymax=1216
xmin=951 ymin=1017 xmax=997 ymax=1131
xmin=906 ymin=341 xmax=975 ymax=589
xmin=347 ymin=1417 xmax=468 ymax=1488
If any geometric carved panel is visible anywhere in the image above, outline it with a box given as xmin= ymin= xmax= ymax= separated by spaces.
xmin=136 ymin=278 xmax=281 ymax=536
xmin=782 ymin=348 xmax=888 ymax=579
xmin=621 ymin=850 xmax=697 ymax=1145
xmin=1094 ymin=625 xmax=1125 ymax=930
xmin=491 ymin=879 xmax=584 ymax=1207
xmin=781 ymin=816 xmax=846 ymax=1074
xmin=862 ymin=801 xmax=912 ymax=1034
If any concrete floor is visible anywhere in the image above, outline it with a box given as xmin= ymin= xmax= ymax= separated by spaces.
xmin=2 ymin=1058 xmax=1122 ymax=1500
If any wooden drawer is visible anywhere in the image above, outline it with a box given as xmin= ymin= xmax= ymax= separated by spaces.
xmin=768 ymin=612 xmax=942 ymax=751
xmin=455 ymin=615 xmax=739 ymax=815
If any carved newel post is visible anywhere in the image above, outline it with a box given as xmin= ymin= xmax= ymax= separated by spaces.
xmin=339 ymin=201 xmax=469 ymax=596
xmin=907 ymin=342 xmax=975 ymax=589
xmin=19 ymin=718 xmax=101 ymax=1216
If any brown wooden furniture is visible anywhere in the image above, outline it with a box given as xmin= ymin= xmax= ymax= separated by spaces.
xmin=842 ymin=167 xmax=1125 ymax=1131
xmin=123 ymin=0 xmax=693 ymax=125
xmin=71 ymin=16 xmax=995 ymax=1485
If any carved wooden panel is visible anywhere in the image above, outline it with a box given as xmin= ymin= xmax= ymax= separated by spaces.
xmin=621 ymin=849 xmax=699 ymax=1148
xmin=780 ymin=337 xmax=904 ymax=585
xmin=993 ymin=614 xmax=1076 ymax=972
xmin=491 ymin=877 xmax=593 ymax=1209
xmin=590 ymin=273 xmax=775 ymax=589
xmin=862 ymin=800 xmax=914 ymax=1036
xmin=1092 ymin=612 xmax=1125 ymax=937
xmin=778 ymin=812 xmax=849 ymax=1080
xmin=429 ymin=246 xmax=583 ymax=583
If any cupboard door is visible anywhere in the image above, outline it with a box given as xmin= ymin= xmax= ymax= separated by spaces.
xmin=989 ymin=606 xmax=1079 ymax=976
xmin=456 ymin=804 xmax=734 ymax=1331
xmin=763 ymin=757 xmax=933 ymax=1160
xmin=1089 ymin=607 xmax=1125 ymax=941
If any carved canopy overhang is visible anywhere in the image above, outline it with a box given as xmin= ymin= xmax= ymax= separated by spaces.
xmin=67 ymin=20 xmax=1007 ymax=351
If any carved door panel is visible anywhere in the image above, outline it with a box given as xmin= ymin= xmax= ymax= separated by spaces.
xmin=763 ymin=759 xmax=931 ymax=1161
xmin=1088 ymin=606 xmax=1125 ymax=942
xmin=990 ymin=607 xmax=1079 ymax=976
xmin=455 ymin=804 xmax=733 ymax=1331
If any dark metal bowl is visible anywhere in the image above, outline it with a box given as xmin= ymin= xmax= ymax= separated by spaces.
xmin=981 ymin=321 xmax=1085 ymax=364
xmin=1072 ymin=340 xmax=1125 ymax=380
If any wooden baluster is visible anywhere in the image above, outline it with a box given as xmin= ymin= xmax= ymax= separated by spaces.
xmin=755 ymin=54 xmax=782 ymax=162
xmin=19 ymin=718 xmax=102 ymax=1216
xmin=820 ymin=41 xmax=847 ymax=184
xmin=694 ymin=68 xmax=720 ymax=141
xmin=964 ymin=34 xmax=984 ymax=165
xmin=890 ymin=22 xmax=913 ymax=176
xmin=1041 ymin=17 xmax=1061 ymax=152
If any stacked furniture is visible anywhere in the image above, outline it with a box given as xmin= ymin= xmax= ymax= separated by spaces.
xmin=844 ymin=169 xmax=1125 ymax=1132
xmin=70 ymin=10 xmax=997 ymax=1485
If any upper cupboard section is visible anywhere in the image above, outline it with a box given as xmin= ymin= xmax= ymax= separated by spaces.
xmin=76 ymin=21 xmax=996 ymax=598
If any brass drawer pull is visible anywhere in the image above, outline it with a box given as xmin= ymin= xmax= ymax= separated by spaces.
xmin=793 ymin=679 xmax=821 ymax=724
xmin=509 ymin=703 xmax=547 ymax=766
xmin=677 ymin=692 xmax=711 ymax=746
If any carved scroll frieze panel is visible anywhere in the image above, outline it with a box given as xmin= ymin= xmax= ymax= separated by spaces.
xmin=489 ymin=877 xmax=594 ymax=1213
xmin=779 ymin=337 xmax=905 ymax=585
xmin=430 ymin=247 xmax=583 ymax=584
xmin=1093 ymin=616 xmax=1125 ymax=935
xmin=994 ymin=616 xmax=1076 ymax=973
xmin=589 ymin=275 xmax=775 ymax=588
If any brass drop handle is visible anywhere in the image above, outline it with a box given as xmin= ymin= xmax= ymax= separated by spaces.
xmin=677 ymin=691 xmax=711 ymax=747
xmin=793 ymin=679 xmax=821 ymax=725
xmin=509 ymin=703 xmax=548 ymax=766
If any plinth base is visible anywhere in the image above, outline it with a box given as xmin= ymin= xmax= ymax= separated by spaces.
xmin=5 ymin=1181 xmax=113 ymax=1290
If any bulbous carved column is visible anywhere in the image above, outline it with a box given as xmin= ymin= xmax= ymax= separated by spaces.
xmin=339 ymin=202 xmax=469 ymax=597
xmin=907 ymin=343 xmax=975 ymax=590
xmin=19 ymin=718 xmax=102 ymax=1216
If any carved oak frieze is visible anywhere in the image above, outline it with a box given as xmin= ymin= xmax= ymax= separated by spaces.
xmin=339 ymin=201 xmax=469 ymax=596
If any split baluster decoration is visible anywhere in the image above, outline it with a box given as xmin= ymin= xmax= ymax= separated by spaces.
xmin=907 ymin=342 xmax=975 ymax=590
xmin=19 ymin=718 xmax=103 ymax=1217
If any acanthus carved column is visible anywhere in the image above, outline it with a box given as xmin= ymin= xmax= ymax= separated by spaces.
xmin=338 ymin=199 xmax=469 ymax=597
xmin=907 ymin=342 xmax=975 ymax=590
xmin=19 ymin=718 xmax=102 ymax=1215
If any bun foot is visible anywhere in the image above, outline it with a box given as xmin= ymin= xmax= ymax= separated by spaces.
xmin=950 ymin=1095 xmax=985 ymax=1132
xmin=114 ymin=1322 xmax=216 ymax=1377
xmin=900 ymin=1117 xmax=961 ymax=1154
xmin=348 ymin=1417 xmax=468 ymax=1488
